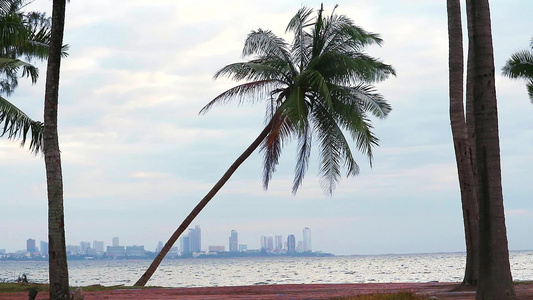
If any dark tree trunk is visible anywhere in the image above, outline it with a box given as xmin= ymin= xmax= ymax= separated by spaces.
xmin=446 ymin=0 xmax=479 ymax=286
xmin=134 ymin=116 xmax=276 ymax=286
xmin=43 ymin=0 xmax=69 ymax=299
xmin=465 ymin=0 xmax=516 ymax=298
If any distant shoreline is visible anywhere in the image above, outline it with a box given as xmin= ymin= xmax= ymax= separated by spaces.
xmin=0 ymin=250 xmax=334 ymax=262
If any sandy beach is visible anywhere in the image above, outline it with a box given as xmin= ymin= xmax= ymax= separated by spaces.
xmin=2 ymin=282 xmax=533 ymax=300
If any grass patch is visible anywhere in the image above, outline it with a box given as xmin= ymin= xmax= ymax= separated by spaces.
xmin=0 ymin=283 xmax=49 ymax=293
xmin=330 ymin=292 xmax=429 ymax=300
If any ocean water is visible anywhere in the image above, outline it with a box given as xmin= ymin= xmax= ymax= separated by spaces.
xmin=1 ymin=251 xmax=532 ymax=287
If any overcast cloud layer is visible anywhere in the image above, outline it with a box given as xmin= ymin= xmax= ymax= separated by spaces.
xmin=1 ymin=0 xmax=532 ymax=256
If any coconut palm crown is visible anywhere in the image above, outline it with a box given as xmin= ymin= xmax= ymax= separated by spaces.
xmin=201 ymin=5 xmax=395 ymax=194
xmin=0 ymin=0 xmax=63 ymax=154
xmin=502 ymin=37 xmax=533 ymax=103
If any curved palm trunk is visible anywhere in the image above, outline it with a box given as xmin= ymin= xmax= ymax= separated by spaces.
xmin=134 ymin=117 xmax=276 ymax=287
xmin=446 ymin=0 xmax=479 ymax=286
xmin=44 ymin=0 xmax=69 ymax=299
xmin=465 ymin=0 xmax=515 ymax=298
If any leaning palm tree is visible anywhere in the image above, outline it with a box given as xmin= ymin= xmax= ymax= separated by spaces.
xmin=135 ymin=5 xmax=395 ymax=286
xmin=0 ymin=0 xmax=53 ymax=153
xmin=502 ymin=37 xmax=533 ymax=103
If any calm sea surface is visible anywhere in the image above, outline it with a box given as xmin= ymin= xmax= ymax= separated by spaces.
xmin=1 ymin=251 xmax=532 ymax=287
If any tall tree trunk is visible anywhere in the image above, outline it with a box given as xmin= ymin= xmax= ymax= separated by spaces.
xmin=446 ymin=0 xmax=479 ymax=286
xmin=44 ymin=0 xmax=69 ymax=299
xmin=465 ymin=0 xmax=516 ymax=299
xmin=134 ymin=116 xmax=276 ymax=286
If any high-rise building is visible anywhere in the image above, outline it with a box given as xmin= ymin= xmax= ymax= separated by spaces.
xmin=93 ymin=241 xmax=104 ymax=253
xmin=188 ymin=226 xmax=201 ymax=253
xmin=26 ymin=238 xmax=36 ymax=253
xmin=267 ymin=235 xmax=274 ymax=252
xmin=238 ymin=244 xmax=248 ymax=252
xmin=229 ymin=230 xmax=238 ymax=252
xmin=287 ymin=234 xmax=296 ymax=253
xmin=112 ymin=237 xmax=120 ymax=247
xmin=156 ymin=241 xmax=163 ymax=252
xmin=275 ymin=235 xmax=283 ymax=251
xmin=180 ymin=236 xmax=190 ymax=254
xmin=303 ymin=227 xmax=312 ymax=252
xmin=40 ymin=241 xmax=49 ymax=255
xmin=260 ymin=236 xmax=268 ymax=251
xmin=80 ymin=241 xmax=91 ymax=254
xmin=296 ymin=240 xmax=303 ymax=253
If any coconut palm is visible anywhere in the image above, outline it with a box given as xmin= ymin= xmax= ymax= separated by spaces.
xmin=135 ymin=4 xmax=395 ymax=286
xmin=446 ymin=0 xmax=479 ymax=286
xmin=502 ymin=37 xmax=533 ymax=103
xmin=0 ymin=0 xmax=54 ymax=153
xmin=465 ymin=0 xmax=515 ymax=298
xmin=43 ymin=0 xmax=69 ymax=298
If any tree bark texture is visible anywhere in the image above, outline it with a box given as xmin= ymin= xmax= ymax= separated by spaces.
xmin=446 ymin=0 xmax=479 ymax=286
xmin=465 ymin=0 xmax=516 ymax=298
xmin=44 ymin=0 xmax=69 ymax=299
xmin=134 ymin=116 xmax=277 ymax=286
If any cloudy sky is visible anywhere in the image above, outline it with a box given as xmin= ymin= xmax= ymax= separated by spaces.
xmin=1 ymin=0 xmax=531 ymax=256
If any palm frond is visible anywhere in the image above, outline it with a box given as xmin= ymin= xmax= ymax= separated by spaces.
xmin=300 ymin=69 xmax=332 ymax=108
xmin=502 ymin=49 xmax=533 ymax=79
xmin=242 ymin=29 xmax=292 ymax=64
xmin=331 ymin=99 xmax=379 ymax=165
xmin=334 ymin=84 xmax=391 ymax=119
xmin=200 ymin=79 xmax=283 ymax=114
xmin=316 ymin=51 xmax=395 ymax=85
xmin=313 ymin=102 xmax=359 ymax=194
xmin=279 ymin=86 xmax=309 ymax=133
xmin=292 ymin=120 xmax=311 ymax=193
xmin=527 ymin=80 xmax=533 ymax=103
xmin=214 ymin=60 xmax=289 ymax=82
xmin=0 ymin=95 xmax=43 ymax=154
xmin=286 ymin=6 xmax=314 ymax=71
xmin=261 ymin=112 xmax=293 ymax=189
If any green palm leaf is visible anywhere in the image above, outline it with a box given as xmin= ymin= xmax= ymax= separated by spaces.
xmin=0 ymin=95 xmax=42 ymax=154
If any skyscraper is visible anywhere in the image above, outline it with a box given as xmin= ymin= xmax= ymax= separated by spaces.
xmin=267 ymin=235 xmax=274 ymax=252
xmin=303 ymin=227 xmax=312 ymax=252
xmin=229 ymin=230 xmax=238 ymax=252
xmin=287 ymin=235 xmax=296 ymax=253
xmin=112 ymin=237 xmax=120 ymax=247
xmin=40 ymin=241 xmax=49 ymax=255
xmin=275 ymin=235 xmax=283 ymax=251
xmin=26 ymin=238 xmax=36 ymax=253
xmin=260 ymin=236 xmax=268 ymax=251
xmin=188 ymin=225 xmax=201 ymax=252
xmin=180 ymin=236 xmax=190 ymax=254
xmin=156 ymin=241 xmax=163 ymax=252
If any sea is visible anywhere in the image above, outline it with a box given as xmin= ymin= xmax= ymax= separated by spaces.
xmin=1 ymin=251 xmax=532 ymax=287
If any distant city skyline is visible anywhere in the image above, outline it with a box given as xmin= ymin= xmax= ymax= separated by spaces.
xmin=4 ymin=226 xmax=315 ymax=255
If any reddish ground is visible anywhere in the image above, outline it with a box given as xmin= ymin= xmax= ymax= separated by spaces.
xmin=2 ymin=282 xmax=533 ymax=299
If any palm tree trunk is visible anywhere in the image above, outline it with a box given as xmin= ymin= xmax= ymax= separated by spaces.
xmin=134 ymin=116 xmax=277 ymax=287
xmin=446 ymin=0 xmax=479 ymax=286
xmin=43 ymin=0 xmax=69 ymax=299
xmin=465 ymin=0 xmax=516 ymax=298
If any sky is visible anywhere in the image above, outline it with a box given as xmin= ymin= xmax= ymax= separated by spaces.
xmin=0 ymin=0 xmax=531 ymax=256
